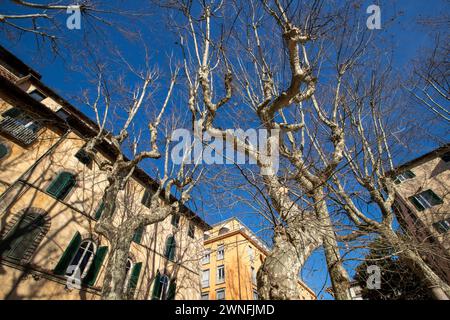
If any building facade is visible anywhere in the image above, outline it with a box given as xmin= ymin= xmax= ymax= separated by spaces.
xmin=392 ymin=144 xmax=450 ymax=284
xmin=0 ymin=46 xmax=211 ymax=300
xmin=201 ymin=217 xmax=316 ymax=300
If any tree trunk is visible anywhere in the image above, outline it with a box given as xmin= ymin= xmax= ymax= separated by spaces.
xmin=258 ymin=226 xmax=316 ymax=299
xmin=313 ymin=190 xmax=351 ymax=300
xmin=101 ymin=229 xmax=135 ymax=300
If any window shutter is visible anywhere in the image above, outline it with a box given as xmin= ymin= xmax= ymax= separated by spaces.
xmin=141 ymin=189 xmax=152 ymax=207
xmin=167 ymin=280 xmax=176 ymax=300
xmin=54 ymin=231 xmax=81 ymax=275
xmin=151 ymin=271 xmax=162 ymax=300
xmin=128 ymin=262 xmax=142 ymax=291
xmin=94 ymin=202 xmax=105 ymax=220
xmin=83 ymin=246 xmax=108 ymax=286
xmin=47 ymin=172 xmax=75 ymax=200
xmin=165 ymin=236 xmax=176 ymax=261
xmin=133 ymin=226 xmax=144 ymax=244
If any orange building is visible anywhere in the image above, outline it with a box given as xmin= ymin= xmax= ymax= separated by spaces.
xmin=201 ymin=217 xmax=316 ymax=300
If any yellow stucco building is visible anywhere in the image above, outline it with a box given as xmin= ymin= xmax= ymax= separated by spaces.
xmin=201 ymin=217 xmax=316 ymax=300
xmin=0 ymin=45 xmax=210 ymax=300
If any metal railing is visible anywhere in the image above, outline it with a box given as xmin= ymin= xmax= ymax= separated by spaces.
xmin=0 ymin=116 xmax=38 ymax=145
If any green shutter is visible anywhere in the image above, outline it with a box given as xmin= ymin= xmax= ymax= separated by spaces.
xmin=133 ymin=226 xmax=144 ymax=244
xmin=167 ymin=280 xmax=176 ymax=300
xmin=83 ymin=246 xmax=108 ymax=286
xmin=47 ymin=172 xmax=75 ymax=200
xmin=151 ymin=271 xmax=161 ymax=300
xmin=94 ymin=202 xmax=104 ymax=220
xmin=141 ymin=189 xmax=152 ymax=207
xmin=165 ymin=236 xmax=176 ymax=261
xmin=0 ymin=143 xmax=7 ymax=159
xmin=54 ymin=231 xmax=81 ymax=275
xmin=128 ymin=262 xmax=142 ymax=291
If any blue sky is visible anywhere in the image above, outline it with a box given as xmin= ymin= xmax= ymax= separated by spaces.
xmin=1 ymin=0 xmax=449 ymax=299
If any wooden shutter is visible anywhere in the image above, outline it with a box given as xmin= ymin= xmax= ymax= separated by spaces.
xmin=151 ymin=271 xmax=162 ymax=300
xmin=128 ymin=262 xmax=142 ymax=292
xmin=94 ymin=202 xmax=104 ymax=220
xmin=54 ymin=231 xmax=81 ymax=275
xmin=47 ymin=172 xmax=75 ymax=200
xmin=83 ymin=245 xmax=108 ymax=286
xmin=167 ymin=280 xmax=176 ymax=300
xmin=165 ymin=236 xmax=176 ymax=261
xmin=141 ymin=189 xmax=152 ymax=207
xmin=133 ymin=226 xmax=144 ymax=244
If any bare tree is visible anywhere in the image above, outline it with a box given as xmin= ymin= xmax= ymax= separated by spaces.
xmin=161 ymin=0 xmax=380 ymax=299
xmin=326 ymin=64 xmax=450 ymax=300
xmin=79 ymin=54 xmax=202 ymax=300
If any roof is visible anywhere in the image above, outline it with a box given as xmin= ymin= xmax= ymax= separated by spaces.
xmin=0 ymin=45 xmax=211 ymax=231
xmin=392 ymin=143 xmax=450 ymax=173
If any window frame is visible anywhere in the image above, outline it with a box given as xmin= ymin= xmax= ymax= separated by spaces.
xmin=202 ymin=249 xmax=211 ymax=265
xmin=28 ymin=89 xmax=46 ymax=102
xmin=216 ymin=264 xmax=225 ymax=284
xmin=66 ymin=239 xmax=97 ymax=280
xmin=409 ymin=189 xmax=444 ymax=211
xmin=202 ymin=269 xmax=210 ymax=288
xmin=216 ymin=288 xmax=226 ymax=300
xmin=217 ymin=244 xmax=225 ymax=260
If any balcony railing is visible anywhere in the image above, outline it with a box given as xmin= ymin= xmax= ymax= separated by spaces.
xmin=0 ymin=116 xmax=38 ymax=145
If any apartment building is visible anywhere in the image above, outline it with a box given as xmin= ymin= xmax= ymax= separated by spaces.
xmin=392 ymin=144 xmax=450 ymax=284
xmin=0 ymin=46 xmax=211 ymax=300
xmin=200 ymin=217 xmax=316 ymax=300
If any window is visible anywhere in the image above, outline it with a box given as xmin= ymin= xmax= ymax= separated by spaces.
xmin=216 ymin=289 xmax=225 ymax=300
xmin=201 ymin=292 xmax=209 ymax=300
xmin=202 ymin=250 xmax=211 ymax=264
xmin=124 ymin=259 xmax=142 ymax=297
xmin=29 ymin=89 xmax=46 ymax=102
xmin=53 ymin=232 xmax=108 ymax=286
xmin=0 ymin=108 xmax=41 ymax=145
xmin=202 ymin=269 xmax=210 ymax=288
xmin=441 ymin=152 xmax=450 ymax=163
xmin=251 ymin=266 xmax=256 ymax=284
xmin=0 ymin=142 xmax=8 ymax=160
xmin=66 ymin=240 xmax=96 ymax=279
xmin=253 ymin=290 xmax=259 ymax=300
xmin=247 ymin=245 xmax=254 ymax=261
xmin=164 ymin=236 xmax=176 ymax=261
xmin=46 ymin=171 xmax=76 ymax=200
xmin=394 ymin=170 xmax=415 ymax=184
xmin=141 ymin=188 xmax=153 ymax=208
xmin=56 ymin=109 xmax=70 ymax=121
xmin=152 ymin=272 xmax=176 ymax=300
xmin=433 ymin=219 xmax=450 ymax=234
xmin=133 ymin=226 xmax=144 ymax=244
xmin=94 ymin=201 xmax=104 ymax=220
xmin=188 ymin=223 xmax=195 ymax=239
xmin=218 ymin=227 xmax=229 ymax=235
xmin=409 ymin=189 xmax=444 ymax=211
xmin=217 ymin=244 xmax=224 ymax=260
xmin=217 ymin=265 xmax=225 ymax=284
xmin=171 ymin=213 xmax=180 ymax=228
xmin=0 ymin=211 xmax=47 ymax=262
xmin=74 ymin=148 xmax=92 ymax=165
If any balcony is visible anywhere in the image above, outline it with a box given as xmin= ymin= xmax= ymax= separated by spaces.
xmin=0 ymin=115 xmax=39 ymax=145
